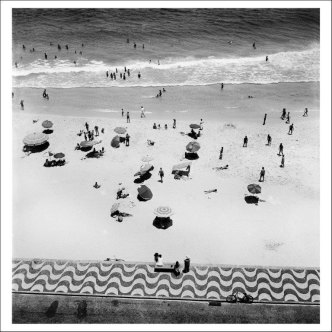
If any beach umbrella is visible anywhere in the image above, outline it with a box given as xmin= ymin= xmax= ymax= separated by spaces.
xmin=80 ymin=141 xmax=93 ymax=148
xmin=154 ymin=206 xmax=174 ymax=218
xmin=153 ymin=217 xmax=173 ymax=230
xmin=42 ymin=120 xmax=53 ymax=129
xmin=137 ymin=185 xmax=153 ymax=201
xmin=141 ymin=155 xmax=154 ymax=163
xmin=186 ymin=141 xmax=201 ymax=153
xmin=23 ymin=132 xmax=49 ymax=146
xmin=114 ymin=127 xmax=127 ymax=135
xmin=172 ymin=161 xmax=192 ymax=173
xmin=54 ymin=152 xmax=65 ymax=159
xmin=111 ymin=135 xmax=120 ymax=148
xmin=189 ymin=124 xmax=200 ymax=129
xmin=247 ymin=184 xmax=261 ymax=194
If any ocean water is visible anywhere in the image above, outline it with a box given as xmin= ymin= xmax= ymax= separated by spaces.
xmin=12 ymin=8 xmax=320 ymax=88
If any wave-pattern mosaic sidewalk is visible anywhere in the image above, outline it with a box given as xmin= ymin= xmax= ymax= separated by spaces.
xmin=12 ymin=260 xmax=320 ymax=303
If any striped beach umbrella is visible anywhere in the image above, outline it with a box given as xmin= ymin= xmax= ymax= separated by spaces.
xmin=114 ymin=127 xmax=127 ymax=135
xmin=186 ymin=141 xmax=200 ymax=153
xmin=42 ymin=120 xmax=53 ymax=129
xmin=154 ymin=206 xmax=174 ymax=218
xmin=23 ymin=132 xmax=49 ymax=146
xmin=247 ymin=184 xmax=261 ymax=194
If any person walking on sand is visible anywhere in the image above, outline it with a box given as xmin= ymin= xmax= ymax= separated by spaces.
xmin=263 ymin=113 xmax=267 ymax=125
xmin=85 ymin=122 xmax=89 ymax=131
xmin=158 ymin=168 xmax=164 ymax=183
xmin=278 ymin=143 xmax=284 ymax=156
xmin=303 ymin=108 xmax=308 ymax=117
xmin=20 ymin=100 xmax=24 ymax=110
xmin=280 ymin=155 xmax=285 ymax=168
xmin=243 ymin=135 xmax=248 ymax=147
xmin=259 ymin=167 xmax=265 ymax=182
xmin=126 ymin=111 xmax=130 ymax=123
xmin=281 ymin=108 xmax=286 ymax=120
xmin=286 ymin=112 xmax=290 ymax=124
xmin=219 ymin=147 xmax=223 ymax=160
xmin=288 ymin=123 xmax=294 ymax=135
xmin=267 ymin=134 xmax=272 ymax=146
xmin=94 ymin=125 xmax=99 ymax=136
xmin=173 ymin=119 xmax=176 ymax=129
xmin=125 ymin=133 xmax=130 ymax=146
xmin=140 ymin=106 xmax=145 ymax=118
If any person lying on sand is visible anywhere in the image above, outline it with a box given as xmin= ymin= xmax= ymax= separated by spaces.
xmin=213 ymin=164 xmax=229 ymax=170
xmin=204 ymin=189 xmax=217 ymax=194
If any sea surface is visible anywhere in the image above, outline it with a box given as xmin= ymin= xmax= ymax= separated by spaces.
xmin=12 ymin=8 xmax=320 ymax=88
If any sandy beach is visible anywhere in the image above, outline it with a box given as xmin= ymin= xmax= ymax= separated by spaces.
xmin=12 ymin=82 xmax=320 ymax=267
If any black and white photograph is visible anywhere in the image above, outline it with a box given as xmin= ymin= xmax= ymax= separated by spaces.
xmin=1 ymin=0 xmax=331 ymax=329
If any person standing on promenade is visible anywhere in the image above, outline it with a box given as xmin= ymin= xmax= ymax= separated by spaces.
xmin=126 ymin=111 xmax=130 ymax=123
xmin=158 ymin=168 xmax=164 ymax=183
xmin=219 ymin=147 xmax=223 ymax=160
xmin=267 ymin=134 xmax=272 ymax=146
xmin=263 ymin=113 xmax=267 ymax=125
xmin=183 ymin=256 xmax=191 ymax=273
xmin=243 ymin=136 xmax=248 ymax=147
xmin=288 ymin=123 xmax=294 ymax=135
xmin=259 ymin=167 xmax=265 ymax=182
xmin=303 ymin=108 xmax=308 ymax=117
xmin=278 ymin=143 xmax=284 ymax=156
xmin=280 ymin=155 xmax=285 ymax=168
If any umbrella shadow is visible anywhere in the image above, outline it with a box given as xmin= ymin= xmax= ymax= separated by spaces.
xmin=134 ymin=172 xmax=152 ymax=183
xmin=187 ymin=132 xmax=198 ymax=140
xmin=244 ymin=195 xmax=259 ymax=204
xmin=153 ymin=216 xmax=173 ymax=230
xmin=45 ymin=300 xmax=59 ymax=318
xmin=80 ymin=146 xmax=92 ymax=152
xmin=185 ymin=152 xmax=199 ymax=160
xmin=43 ymin=129 xmax=53 ymax=134
xmin=24 ymin=141 xmax=50 ymax=153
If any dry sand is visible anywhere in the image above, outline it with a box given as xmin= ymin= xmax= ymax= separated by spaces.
xmin=12 ymin=83 xmax=319 ymax=267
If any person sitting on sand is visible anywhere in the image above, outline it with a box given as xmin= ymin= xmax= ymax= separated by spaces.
xmin=44 ymin=159 xmax=51 ymax=167
xmin=75 ymin=143 xmax=81 ymax=150
xmin=93 ymin=182 xmax=101 ymax=189
xmin=153 ymin=123 xmax=157 ymax=129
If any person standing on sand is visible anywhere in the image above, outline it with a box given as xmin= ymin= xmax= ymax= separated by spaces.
xmin=303 ymin=108 xmax=308 ymax=117
xmin=106 ymin=71 xmax=109 ymax=78
xmin=20 ymin=100 xmax=24 ymax=110
xmin=219 ymin=147 xmax=223 ymax=160
xmin=286 ymin=112 xmax=290 ymax=124
xmin=140 ymin=106 xmax=145 ymax=118
xmin=259 ymin=167 xmax=265 ymax=182
xmin=243 ymin=136 xmax=248 ymax=147
xmin=121 ymin=108 xmax=124 ymax=117
xmin=263 ymin=113 xmax=267 ymax=125
xmin=266 ymin=56 xmax=269 ymax=62
xmin=94 ymin=125 xmax=99 ymax=136
xmin=158 ymin=168 xmax=164 ymax=183
xmin=281 ymin=108 xmax=286 ymax=120
xmin=125 ymin=133 xmax=130 ymax=146
xmin=288 ymin=123 xmax=294 ymax=135
xmin=173 ymin=119 xmax=176 ymax=129
xmin=280 ymin=155 xmax=285 ymax=168
xmin=85 ymin=122 xmax=89 ymax=131
xmin=126 ymin=111 xmax=130 ymax=123
xmin=278 ymin=143 xmax=284 ymax=156
xmin=84 ymin=132 xmax=87 ymax=141
xmin=267 ymin=134 xmax=272 ymax=146
xmin=253 ymin=42 xmax=256 ymax=49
